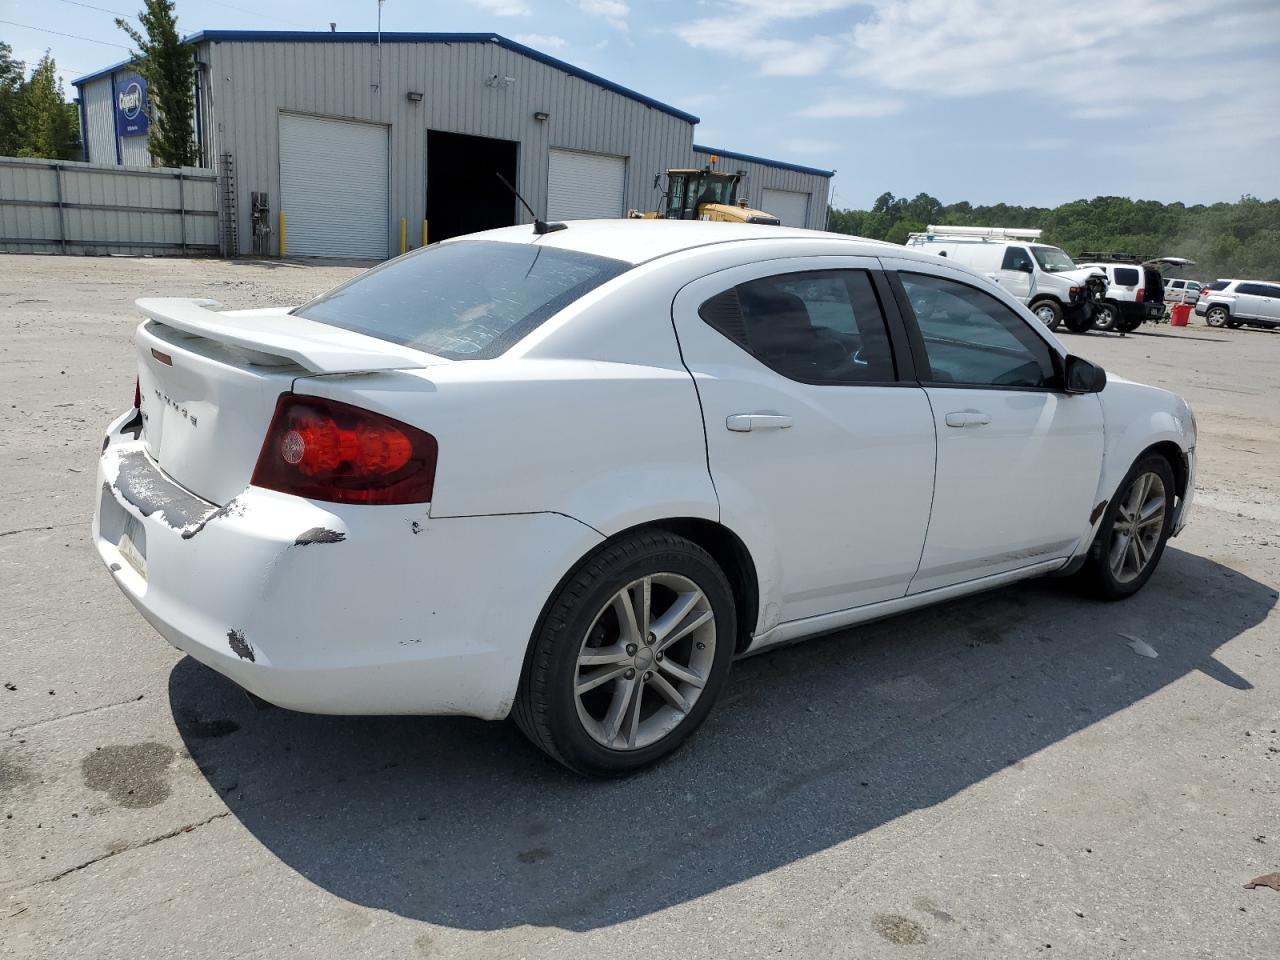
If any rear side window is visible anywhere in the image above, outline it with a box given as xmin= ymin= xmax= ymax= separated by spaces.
xmin=1206 ymin=281 xmax=1230 ymax=291
xmin=294 ymin=240 xmax=630 ymax=359
xmin=1236 ymin=283 xmax=1269 ymax=296
xmin=699 ymin=270 xmax=897 ymax=384
xmin=1114 ymin=267 xmax=1140 ymax=285
xmin=899 ymin=272 xmax=1056 ymax=388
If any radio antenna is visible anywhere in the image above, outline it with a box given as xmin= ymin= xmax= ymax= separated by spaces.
xmin=495 ymin=172 xmax=567 ymax=235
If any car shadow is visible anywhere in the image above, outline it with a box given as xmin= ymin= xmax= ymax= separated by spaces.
xmin=169 ymin=546 xmax=1275 ymax=932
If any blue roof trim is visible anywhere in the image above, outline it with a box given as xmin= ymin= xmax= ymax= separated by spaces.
xmin=74 ymin=31 xmax=700 ymax=125
xmin=694 ymin=144 xmax=834 ymax=178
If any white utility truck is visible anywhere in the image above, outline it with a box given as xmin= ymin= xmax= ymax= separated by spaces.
xmin=905 ymin=226 xmax=1108 ymax=332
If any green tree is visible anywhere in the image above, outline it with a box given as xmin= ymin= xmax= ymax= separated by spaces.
xmin=117 ymin=0 xmax=197 ymax=167
xmin=13 ymin=53 xmax=79 ymax=160
xmin=827 ymin=193 xmax=1280 ymax=282
xmin=0 ymin=42 xmax=25 ymax=155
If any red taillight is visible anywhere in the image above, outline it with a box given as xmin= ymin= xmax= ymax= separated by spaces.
xmin=1135 ymin=288 xmax=1144 ymax=303
xmin=251 ymin=394 xmax=437 ymax=505
xmin=133 ymin=378 xmax=141 ymax=409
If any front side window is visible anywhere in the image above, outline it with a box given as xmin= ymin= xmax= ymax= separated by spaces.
xmin=1001 ymin=247 xmax=1033 ymax=271
xmin=1031 ymin=245 xmax=1077 ymax=273
xmin=294 ymin=240 xmax=630 ymax=359
xmin=899 ymin=272 xmax=1056 ymax=388
xmin=1114 ymin=267 xmax=1140 ymax=285
xmin=699 ymin=270 xmax=896 ymax=384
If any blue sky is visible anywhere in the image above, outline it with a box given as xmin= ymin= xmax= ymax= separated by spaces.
xmin=5 ymin=0 xmax=1278 ymax=208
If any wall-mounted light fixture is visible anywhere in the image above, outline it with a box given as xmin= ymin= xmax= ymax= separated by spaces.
xmin=406 ymin=91 xmax=424 ymax=102
xmin=533 ymin=110 xmax=550 ymax=122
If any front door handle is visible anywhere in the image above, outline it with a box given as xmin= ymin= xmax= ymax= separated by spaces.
xmin=944 ymin=411 xmax=992 ymax=428
xmin=726 ymin=414 xmax=793 ymax=432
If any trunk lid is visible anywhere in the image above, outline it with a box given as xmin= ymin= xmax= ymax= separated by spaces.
xmin=133 ymin=298 xmax=444 ymax=505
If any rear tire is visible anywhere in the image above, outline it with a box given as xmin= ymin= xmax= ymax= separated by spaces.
xmin=1078 ymin=454 xmax=1176 ymax=601
xmin=1031 ymin=299 xmax=1063 ymax=331
xmin=1205 ymin=305 xmax=1230 ymax=327
xmin=1093 ymin=302 xmax=1120 ymax=332
xmin=513 ymin=530 xmax=736 ymax=777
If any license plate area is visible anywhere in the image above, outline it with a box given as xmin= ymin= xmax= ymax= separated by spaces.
xmin=118 ymin=512 xmax=148 ymax=580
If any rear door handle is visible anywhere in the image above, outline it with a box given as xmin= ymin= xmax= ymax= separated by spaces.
xmin=944 ymin=411 xmax=991 ymax=428
xmin=726 ymin=414 xmax=793 ymax=432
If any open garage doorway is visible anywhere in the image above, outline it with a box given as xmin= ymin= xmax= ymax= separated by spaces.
xmin=426 ymin=130 xmax=519 ymax=243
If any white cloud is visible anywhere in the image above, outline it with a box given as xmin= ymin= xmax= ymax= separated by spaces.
xmin=577 ymin=0 xmax=630 ymax=30
xmin=781 ymin=137 xmax=838 ymax=156
xmin=471 ymin=0 xmax=532 ymax=15
xmin=799 ymin=96 xmax=903 ymax=118
xmin=514 ymin=33 xmax=567 ymax=49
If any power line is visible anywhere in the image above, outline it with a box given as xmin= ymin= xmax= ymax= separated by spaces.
xmin=0 ymin=19 xmax=131 ymax=49
xmin=50 ymin=0 xmax=137 ymax=19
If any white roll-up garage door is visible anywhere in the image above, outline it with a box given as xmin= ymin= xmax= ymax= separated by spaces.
xmin=279 ymin=114 xmax=388 ymax=258
xmin=760 ymin=188 xmax=811 ymax=228
xmin=547 ymin=149 xmax=626 ymax=222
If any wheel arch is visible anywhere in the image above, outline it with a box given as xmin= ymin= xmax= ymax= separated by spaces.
xmin=523 ymin=517 xmax=761 ymax=666
xmin=1138 ymin=440 xmax=1190 ymax=505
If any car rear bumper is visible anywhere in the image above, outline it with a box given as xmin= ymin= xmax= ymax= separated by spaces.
xmin=93 ymin=409 xmax=602 ymax=719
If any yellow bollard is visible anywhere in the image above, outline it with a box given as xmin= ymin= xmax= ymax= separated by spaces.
xmin=278 ymin=210 xmax=286 ymax=257
xmin=400 ymin=218 xmax=407 ymax=255
xmin=422 ymin=219 xmax=428 ymax=248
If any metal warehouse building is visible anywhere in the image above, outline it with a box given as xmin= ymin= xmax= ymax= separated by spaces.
xmin=73 ymin=31 xmax=833 ymax=259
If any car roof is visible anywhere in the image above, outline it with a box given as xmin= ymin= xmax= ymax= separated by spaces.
xmin=456 ymin=219 xmax=902 ymax=265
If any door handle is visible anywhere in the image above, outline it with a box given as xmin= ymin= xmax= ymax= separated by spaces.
xmin=944 ymin=411 xmax=991 ymax=428
xmin=726 ymin=414 xmax=793 ymax=432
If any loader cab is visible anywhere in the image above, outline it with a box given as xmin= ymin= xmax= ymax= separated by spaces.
xmin=663 ymin=168 xmax=741 ymax=220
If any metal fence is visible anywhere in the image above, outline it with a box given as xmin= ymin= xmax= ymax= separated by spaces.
xmin=0 ymin=156 xmax=219 ymax=256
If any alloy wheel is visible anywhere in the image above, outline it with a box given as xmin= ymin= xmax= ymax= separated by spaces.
xmin=1206 ymin=307 xmax=1228 ymax=327
xmin=574 ymin=573 xmax=716 ymax=750
xmin=1108 ymin=471 xmax=1166 ymax=584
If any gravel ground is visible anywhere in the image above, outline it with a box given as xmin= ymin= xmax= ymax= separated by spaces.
xmin=1 ymin=255 xmax=1277 ymax=959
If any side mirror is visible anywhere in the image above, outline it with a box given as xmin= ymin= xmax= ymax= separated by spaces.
xmin=1064 ymin=355 xmax=1107 ymax=394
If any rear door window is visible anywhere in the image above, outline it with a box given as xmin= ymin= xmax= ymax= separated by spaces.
xmin=1236 ymin=283 xmax=1269 ymax=296
xmin=294 ymin=240 xmax=630 ymax=359
xmin=698 ymin=270 xmax=897 ymax=383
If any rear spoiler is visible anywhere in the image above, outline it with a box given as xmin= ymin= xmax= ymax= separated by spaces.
xmin=135 ymin=298 xmax=434 ymax=374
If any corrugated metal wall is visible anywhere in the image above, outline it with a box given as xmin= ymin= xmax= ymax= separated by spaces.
xmin=691 ymin=148 xmax=831 ymax=230
xmin=198 ymin=38 xmax=697 ymax=256
xmin=81 ymin=76 xmax=117 ymax=165
xmin=0 ymin=157 xmax=218 ymax=256
xmin=80 ymin=74 xmax=156 ymax=168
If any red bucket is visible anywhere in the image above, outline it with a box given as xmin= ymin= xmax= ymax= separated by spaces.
xmin=1170 ymin=303 xmax=1191 ymax=326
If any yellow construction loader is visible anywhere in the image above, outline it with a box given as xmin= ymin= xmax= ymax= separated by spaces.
xmin=628 ymin=158 xmax=780 ymax=225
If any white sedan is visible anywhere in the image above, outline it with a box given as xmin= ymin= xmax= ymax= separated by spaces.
xmin=94 ymin=221 xmax=1196 ymax=776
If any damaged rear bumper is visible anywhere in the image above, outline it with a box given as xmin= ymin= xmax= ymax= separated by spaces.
xmin=93 ymin=409 xmax=603 ymax=719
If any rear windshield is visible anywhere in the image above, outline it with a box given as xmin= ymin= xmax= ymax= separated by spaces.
xmin=294 ymin=240 xmax=631 ymax=359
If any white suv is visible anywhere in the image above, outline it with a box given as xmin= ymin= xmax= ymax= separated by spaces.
xmin=1075 ymin=261 xmax=1167 ymax=332
xmin=1196 ymin=279 xmax=1280 ymax=329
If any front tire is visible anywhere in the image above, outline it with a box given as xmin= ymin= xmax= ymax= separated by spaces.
xmin=1031 ymin=299 xmax=1063 ymax=331
xmin=1205 ymin=305 xmax=1230 ymax=327
xmin=1079 ymin=454 xmax=1176 ymax=600
xmin=513 ymin=531 xmax=736 ymax=777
